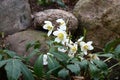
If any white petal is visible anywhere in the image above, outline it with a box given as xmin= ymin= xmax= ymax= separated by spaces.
xmin=88 ymin=45 xmax=94 ymax=50
xmin=87 ymin=41 xmax=93 ymax=45
xmin=78 ymin=37 xmax=84 ymax=42
xmin=47 ymin=30 xmax=52 ymax=36
xmin=59 ymin=25 xmax=66 ymax=31
xmin=43 ymin=25 xmax=48 ymax=30
xmin=56 ymin=19 xmax=64 ymax=23
xmin=43 ymin=54 xmax=48 ymax=65
xmin=44 ymin=21 xmax=52 ymax=25
xmin=55 ymin=38 xmax=61 ymax=43
xmin=80 ymin=41 xmax=86 ymax=46
xmin=83 ymin=50 xmax=88 ymax=55
xmin=53 ymin=31 xmax=59 ymax=36
xmin=58 ymin=47 xmax=67 ymax=53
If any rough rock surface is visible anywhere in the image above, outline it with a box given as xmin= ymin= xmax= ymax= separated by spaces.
xmin=33 ymin=9 xmax=78 ymax=32
xmin=73 ymin=0 xmax=120 ymax=48
xmin=101 ymin=4 xmax=120 ymax=35
xmin=5 ymin=29 xmax=48 ymax=64
xmin=0 ymin=0 xmax=31 ymax=35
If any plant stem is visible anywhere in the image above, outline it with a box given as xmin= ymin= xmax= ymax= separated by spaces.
xmin=104 ymin=57 xmax=112 ymax=62
xmin=108 ymin=62 xmax=120 ymax=70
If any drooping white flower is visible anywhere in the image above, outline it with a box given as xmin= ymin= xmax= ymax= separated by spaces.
xmin=62 ymin=37 xmax=73 ymax=46
xmin=43 ymin=54 xmax=48 ymax=65
xmin=89 ymin=54 xmax=100 ymax=60
xmin=43 ymin=21 xmax=54 ymax=36
xmin=56 ymin=19 xmax=66 ymax=31
xmin=58 ymin=47 xmax=67 ymax=53
xmin=53 ymin=29 xmax=67 ymax=43
xmin=88 ymin=54 xmax=100 ymax=64
xmin=80 ymin=41 xmax=94 ymax=55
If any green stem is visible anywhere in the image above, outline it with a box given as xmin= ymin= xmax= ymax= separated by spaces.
xmin=108 ymin=62 xmax=120 ymax=70
xmin=104 ymin=57 xmax=112 ymax=62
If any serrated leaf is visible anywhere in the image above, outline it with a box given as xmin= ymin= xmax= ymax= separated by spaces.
xmin=58 ymin=68 xmax=69 ymax=78
xmin=5 ymin=59 xmax=21 ymax=80
xmin=48 ymin=56 xmax=59 ymax=69
xmin=4 ymin=50 xmax=16 ymax=58
xmin=67 ymin=64 xmax=80 ymax=74
xmin=34 ymin=54 xmax=44 ymax=77
xmin=19 ymin=60 xmax=34 ymax=80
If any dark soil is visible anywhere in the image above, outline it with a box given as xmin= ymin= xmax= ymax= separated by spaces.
xmin=29 ymin=0 xmax=78 ymax=13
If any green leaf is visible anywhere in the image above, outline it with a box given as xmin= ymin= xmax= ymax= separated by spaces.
xmin=25 ymin=49 xmax=40 ymax=62
xmin=48 ymin=56 xmax=59 ymax=69
xmin=34 ymin=54 xmax=44 ymax=77
xmin=98 ymin=53 xmax=114 ymax=58
xmin=104 ymin=38 xmax=120 ymax=53
xmin=55 ymin=0 xmax=65 ymax=7
xmin=0 ymin=60 xmax=9 ymax=68
xmin=19 ymin=61 xmax=34 ymax=80
xmin=114 ymin=44 xmax=120 ymax=59
xmin=4 ymin=50 xmax=16 ymax=58
xmin=67 ymin=64 xmax=80 ymax=74
xmin=89 ymin=63 xmax=100 ymax=77
xmin=26 ymin=41 xmax=41 ymax=51
xmin=0 ymin=55 xmax=2 ymax=60
xmin=93 ymin=60 xmax=108 ymax=71
xmin=79 ymin=60 xmax=88 ymax=69
xmin=49 ymin=47 xmax=69 ymax=61
xmin=58 ymin=68 xmax=69 ymax=78
xmin=115 ymin=44 xmax=120 ymax=53
xmin=5 ymin=59 xmax=21 ymax=80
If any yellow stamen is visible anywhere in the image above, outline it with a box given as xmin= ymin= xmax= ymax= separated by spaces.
xmin=58 ymin=33 xmax=64 ymax=40
xmin=83 ymin=45 xmax=88 ymax=50
xmin=71 ymin=46 xmax=77 ymax=52
xmin=47 ymin=26 xmax=52 ymax=30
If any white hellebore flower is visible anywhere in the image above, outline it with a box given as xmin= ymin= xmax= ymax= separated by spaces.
xmin=43 ymin=54 xmax=48 ymax=65
xmin=43 ymin=21 xmax=54 ymax=36
xmin=68 ymin=43 xmax=78 ymax=57
xmin=56 ymin=19 xmax=66 ymax=31
xmin=80 ymin=41 xmax=94 ymax=55
xmin=53 ymin=29 xmax=67 ymax=43
xmin=62 ymin=38 xmax=73 ymax=46
xmin=69 ymin=43 xmax=78 ymax=54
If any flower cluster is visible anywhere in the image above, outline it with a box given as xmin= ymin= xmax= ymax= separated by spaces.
xmin=42 ymin=19 xmax=99 ymax=65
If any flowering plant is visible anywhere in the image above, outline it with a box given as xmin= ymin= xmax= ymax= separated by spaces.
xmin=26 ymin=19 xmax=120 ymax=80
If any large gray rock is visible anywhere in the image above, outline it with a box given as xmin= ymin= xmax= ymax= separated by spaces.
xmin=33 ymin=9 xmax=78 ymax=33
xmin=5 ymin=29 xmax=48 ymax=64
xmin=0 ymin=0 xmax=31 ymax=35
xmin=73 ymin=0 xmax=120 ymax=48
xmin=101 ymin=4 xmax=120 ymax=35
